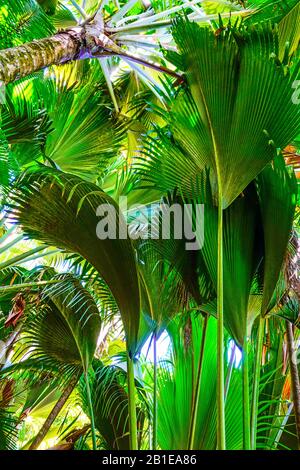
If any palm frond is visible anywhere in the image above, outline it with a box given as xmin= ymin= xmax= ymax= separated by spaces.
xmin=9 ymin=169 xmax=141 ymax=355
xmin=0 ymin=0 xmax=54 ymax=50
xmin=256 ymin=155 xmax=298 ymax=315
xmin=21 ymin=273 xmax=101 ymax=374
xmin=0 ymin=409 xmax=18 ymax=450
xmin=141 ymin=19 xmax=300 ymax=208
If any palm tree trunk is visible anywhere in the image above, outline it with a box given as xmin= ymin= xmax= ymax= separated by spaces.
xmin=0 ymin=24 xmax=182 ymax=85
xmin=285 ymin=320 xmax=300 ymax=449
xmin=0 ymin=30 xmax=83 ymax=85
xmin=127 ymin=353 xmax=138 ymax=450
xmin=29 ymin=376 xmax=78 ymax=450
xmin=188 ymin=314 xmax=208 ymax=450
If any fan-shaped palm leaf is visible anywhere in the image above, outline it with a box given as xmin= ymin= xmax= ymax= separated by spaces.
xmin=157 ymin=314 xmax=244 ymax=450
xmin=256 ymin=155 xmax=298 ymax=315
xmin=9 ymin=169 xmax=140 ymax=354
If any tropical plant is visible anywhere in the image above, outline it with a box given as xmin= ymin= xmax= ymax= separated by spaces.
xmin=0 ymin=0 xmax=299 ymax=452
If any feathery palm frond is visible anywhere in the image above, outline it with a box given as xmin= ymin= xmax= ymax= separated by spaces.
xmin=0 ymin=409 xmax=18 ymax=450
xmin=0 ymin=0 xmax=54 ymax=50
xmin=21 ymin=273 xmax=101 ymax=375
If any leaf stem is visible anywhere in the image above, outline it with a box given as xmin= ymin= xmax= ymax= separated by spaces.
xmin=286 ymin=320 xmax=300 ymax=449
xmin=217 ymin=200 xmax=226 ymax=450
xmin=250 ymin=316 xmax=264 ymax=449
xmin=85 ymin=370 xmax=97 ymax=450
xmin=70 ymin=0 xmax=88 ymax=19
xmin=152 ymin=332 xmax=157 ymax=450
xmin=188 ymin=314 xmax=209 ymax=450
xmin=127 ymin=353 xmax=138 ymax=450
xmin=0 ymin=279 xmax=61 ymax=294
xmin=0 ymin=245 xmax=49 ymax=270
xmin=243 ymin=336 xmax=251 ymax=450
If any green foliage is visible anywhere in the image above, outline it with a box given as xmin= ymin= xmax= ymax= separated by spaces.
xmin=36 ymin=0 xmax=58 ymax=16
xmin=160 ymin=20 xmax=299 ymax=208
xmin=157 ymin=314 xmax=244 ymax=449
xmin=23 ymin=274 xmax=101 ymax=373
xmin=80 ymin=362 xmax=132 ymax=449
xmin=10 ymin=169 xmax=141 ymax=355
xmin=0 ymin=0 xmax=54 ymax=49
xmin=0 ymin=0 xmax=299 ymax=452
xmin=0 ymin=409 xmax=18 ymax=450
xmin=256 ymin=156 xmax=297 ymax=315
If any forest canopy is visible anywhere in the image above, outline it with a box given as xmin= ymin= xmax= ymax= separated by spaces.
xmin=0 ymin=0 xmax=299 ymax=452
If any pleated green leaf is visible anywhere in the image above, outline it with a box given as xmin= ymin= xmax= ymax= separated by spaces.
xmin=10 ymin=170 xmax=141 ymax=355
xmin=23 ymin=274 xmax=101 ymax=373
xmin=256 ymin=155 xmax=298 ymax=315
xmin=247 ymin=0 xmax=300 ymax=57
xmin=200 ymin=188 xmax=260 ymax=345
xmin=137 ymin=239 xmax=189 ymax=335
xmin=277 ymin=0 xmax=300 ymax=58
xmin=157 ymin=314 xmax=243 ymax=449
xmin=169 ymin=20 xmax=300 ymax=208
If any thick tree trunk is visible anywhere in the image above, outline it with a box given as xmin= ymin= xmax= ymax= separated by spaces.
xmin=286 ymin=320 xmax=300 ymax=449
xmin=0 ymin=29 xmax=83 ymax=85
xmin=29 ymin=376 xmax=78 ymax=450
xmin=0 ymin=17 xmax=181 ymax=85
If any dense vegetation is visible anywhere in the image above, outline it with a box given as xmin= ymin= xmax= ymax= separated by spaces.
xmin=0 ymin=0 xmax=299 ymax=451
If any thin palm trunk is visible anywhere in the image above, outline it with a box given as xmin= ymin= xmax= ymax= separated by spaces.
xmin=152 ymin=332 xmax=157 ymax=450
xmin=242 ymin=337 xmax=251 ymax=450
xmin=250 ymin=316 xmax=265 ymax=449
xmin=84 ymin=370 xmax=97 ymax=450
xmin=29 ymin=376 xmax=78 ymax=450
xmin=127 ymin=353 xmax=138 ymax=450
xmin=188 ymin=314 xmax=209 ymax=450
xmin=274 ymin=402 xmax=294 ymax=448
xmin=217 ymin=201 xmax=226 ymax=450
xmin=285 ymin=320 xmax=300 ymax=449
